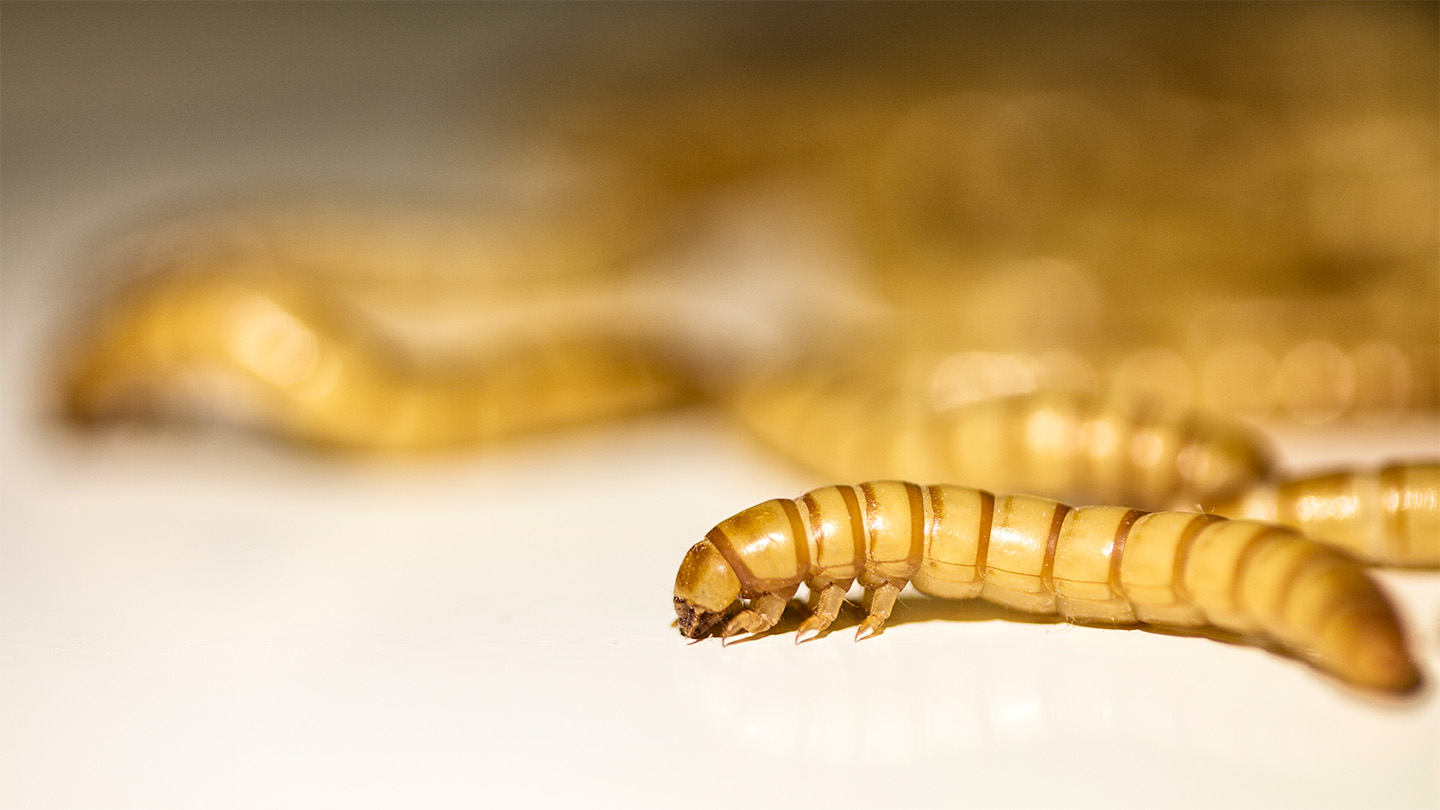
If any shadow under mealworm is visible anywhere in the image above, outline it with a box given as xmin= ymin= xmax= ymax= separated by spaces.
xmin=677 ymin=595 xmax=1430 ymax=701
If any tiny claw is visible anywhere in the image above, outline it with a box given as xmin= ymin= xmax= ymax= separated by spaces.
xmin=855 ymin=616 xmax=885 ymax=641
xmin=796 ymin=613 xmax=835 ymax=644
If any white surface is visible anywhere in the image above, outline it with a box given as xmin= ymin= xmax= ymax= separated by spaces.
xmin=3 ymin=7 xmax=1439 ymax=809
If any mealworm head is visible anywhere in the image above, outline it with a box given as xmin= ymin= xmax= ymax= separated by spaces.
xmin=673 ymin=540 xmax=742 ymax=638
xmin=674 ymin=596 xmax=730 ymax=639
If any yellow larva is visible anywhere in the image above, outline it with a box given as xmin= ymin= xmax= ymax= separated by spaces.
xmin=673 ymin=481 xmax=1420 ymax=694
xmin=727 ymin=372 xmax=1274 ymax=511
xmin=1208 ymin=463 xmax=1440 ymax=569
xmin=62 ymin=274 xmax=689 ymax=452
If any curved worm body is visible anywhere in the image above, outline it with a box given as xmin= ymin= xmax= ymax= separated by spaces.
xmin=62 ymin=275 xmax=689 ymax=451
xmin=1208 ymin=463 xmax=1440 ymax=569
xmin=673 ymin=481 xmax=1420 ymax=694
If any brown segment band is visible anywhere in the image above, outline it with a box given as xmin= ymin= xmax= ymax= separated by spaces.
xmin=1108 ymin=508 xmax=1146 ymax=605
xmin=1171 ymin=513 xmax=1225 ymax=607
xmin=904 ymin=481 xmax=925 ymax=574
xmin=860 ymin=482 xmax=879 ymax=559
xmin=801 ymin=492 xmax=824 ymax=570
xmin=975 ymin=490 xmax=995 ymax=580
xmin=705 ymin=525 xmax=757 ymax=593
xmin=1040 ymin=503 xmax=1074 ymax=594
xmin=926 ymin=485 xmax=945 ymax=567
xmin=781 ymin=497 xmax=811 ymax=578
xmin=839 ymin=485 xmax=866 ymax=571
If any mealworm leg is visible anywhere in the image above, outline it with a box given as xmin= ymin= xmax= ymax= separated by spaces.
xmin=796 ymin=583 xmax=848 ymax=643
xmin=721 ymin=592 xmax=789 ymax=644
xmin=856 ymin=582 xmax=902 ymax=640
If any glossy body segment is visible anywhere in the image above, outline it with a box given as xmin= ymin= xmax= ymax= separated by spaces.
xmin=1119 ymin=512 xmax=1216 ymax=627
xmin=1050 ymin=505 xmax=1142 ymax=622
xmin=1208 ymin=463 xmax=1440 ymax=568
xmin=911 ymin=485 xmax=990 ymax=600
xmin=981 ymin=494 xmax=1067 ymax=614
xmin=673 ymin=481 xmax=1420 ymax=693
xmin=705 ymin=498 xmax=808 ymax=596
xmin=857 ymin=481 xmax=926 ymax=587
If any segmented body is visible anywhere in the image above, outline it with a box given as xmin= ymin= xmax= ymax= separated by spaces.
xmin=673 ymin=481 xmax=1420 ymax=693
xmin=728 ymin=371 xmax=1440 ymax=567
xmin=728 ymin=374 xmax=1274 ymax=511
xmin=1211 ymin=463 xmax=1440 ymax=568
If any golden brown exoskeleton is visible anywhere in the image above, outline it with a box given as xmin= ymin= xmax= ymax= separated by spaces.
xmin=1208 ymin=463 xmax=1440 ymax=569
xmin=673 ymin=481 xmax=1421 ymax=694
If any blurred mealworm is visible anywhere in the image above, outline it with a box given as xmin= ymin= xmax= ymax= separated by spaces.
xmin=61 ymin=274 xmax=691 ymax=451
xmin=1207 ymin=463 xmax=1440 ymax=569
xmin=673 ymin=481 xmax=1420 ymax=694
xmin=726 ymin=373 xmax=1274 ymax=513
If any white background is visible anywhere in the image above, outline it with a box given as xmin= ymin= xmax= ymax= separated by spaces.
xmin=3 ymin=6 xmax=1438 ymax=809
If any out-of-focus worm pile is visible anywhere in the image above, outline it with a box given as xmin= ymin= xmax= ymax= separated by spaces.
xmin=58 ymin=4 xmax=1439 ymax=576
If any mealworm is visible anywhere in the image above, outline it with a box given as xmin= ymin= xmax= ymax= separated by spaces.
xmin=727 ymin=374 xmax=1274 ymax=512
xmin=1207 ymin=462 xmax=1440 ymax=569
xmin=62 ymin=274 xmax=690 ymax=451
xmin=673 ymin=481 xmax=1420 ymax=694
